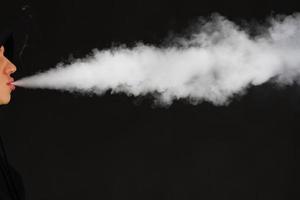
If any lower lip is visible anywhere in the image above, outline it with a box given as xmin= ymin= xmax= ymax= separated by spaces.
xmin=7 ymin=83 xmax=15 ymax=91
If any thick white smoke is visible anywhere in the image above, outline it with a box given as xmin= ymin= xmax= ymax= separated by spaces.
xmin=14 ymin=14 xmax=300 ymax=105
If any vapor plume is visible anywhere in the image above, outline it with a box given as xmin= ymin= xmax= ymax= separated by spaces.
xmin=14 ymin=13 xmax=300 ymax=105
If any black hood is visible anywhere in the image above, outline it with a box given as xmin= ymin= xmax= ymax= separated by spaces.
xmin=0 ymin=29 xmax=22 ymax=200
xmin=0 ymin=30 xmax=15 ymax=64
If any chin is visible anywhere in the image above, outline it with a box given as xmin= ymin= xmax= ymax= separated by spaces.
xmin=0 ymin=95 xmax=11 ymax=105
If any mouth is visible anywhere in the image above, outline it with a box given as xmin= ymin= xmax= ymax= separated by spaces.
xmin=6 ymin=78 xmax=16 ymax=91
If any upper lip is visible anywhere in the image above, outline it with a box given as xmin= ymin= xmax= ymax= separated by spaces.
xmin=7 ymin=78 xmax=14 ymax=85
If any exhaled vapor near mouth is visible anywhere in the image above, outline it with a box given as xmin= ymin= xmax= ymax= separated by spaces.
xmin=13 ymin=13 xmax=300 ymax=105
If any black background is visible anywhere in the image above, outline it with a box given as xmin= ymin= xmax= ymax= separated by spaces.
xmin=1 ymin=0 xmax=300 ymax=199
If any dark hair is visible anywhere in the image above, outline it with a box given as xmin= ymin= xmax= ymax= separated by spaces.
xmin=0 ymin=30 xmax=14 ymax=63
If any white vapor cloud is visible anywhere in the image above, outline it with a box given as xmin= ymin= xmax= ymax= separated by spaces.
xmin=14 ymin=13 xmax=300 ymax=105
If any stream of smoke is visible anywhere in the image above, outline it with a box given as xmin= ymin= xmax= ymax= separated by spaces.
xmin=13 ymin=13 xmax=300 ymax=105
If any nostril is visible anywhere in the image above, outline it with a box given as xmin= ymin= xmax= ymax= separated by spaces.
xmin=9 ymin=66 xmax=17 ymax=74
xmin=7 ymin=69 xmax=15 ymax=75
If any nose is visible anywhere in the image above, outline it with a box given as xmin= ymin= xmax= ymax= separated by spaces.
xmin=4 ymin=60 xmax=17 ymax=76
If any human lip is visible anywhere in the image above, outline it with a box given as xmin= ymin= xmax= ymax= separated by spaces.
xmin=7 ymin=78 xmax=16 ymax=91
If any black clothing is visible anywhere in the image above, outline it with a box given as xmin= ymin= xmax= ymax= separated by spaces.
xmin=0 ymin=137 xmax=25 ymax=200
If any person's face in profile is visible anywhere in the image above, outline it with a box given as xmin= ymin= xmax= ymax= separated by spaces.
xmin=0 ymin=46 xmax=16 ymax=105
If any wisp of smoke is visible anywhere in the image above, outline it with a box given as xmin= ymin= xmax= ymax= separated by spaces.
xmin=14 ymin=13 xmax=300 ymax=105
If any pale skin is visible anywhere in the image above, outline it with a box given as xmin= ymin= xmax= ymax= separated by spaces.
xmin=0 ymin=45 xmax=17 ymax=105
